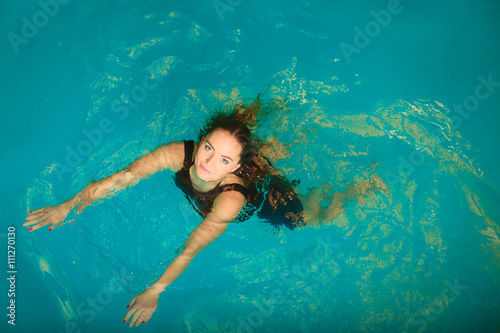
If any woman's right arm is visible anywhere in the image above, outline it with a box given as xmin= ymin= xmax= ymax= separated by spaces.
xmin=23 ymin=141 xmax=185 ymax=232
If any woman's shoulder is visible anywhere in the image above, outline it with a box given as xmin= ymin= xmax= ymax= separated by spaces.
xmin=221 ymin=172 xmax=245 ymax=187
xmin=155 ymin=141 xmax=187 ymax=172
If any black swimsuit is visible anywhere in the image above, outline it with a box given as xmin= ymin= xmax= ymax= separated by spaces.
xmin=174 ymin=140 xmax=305 ymax=230
xmin=173 ymin=140 xmax=248 ymax=218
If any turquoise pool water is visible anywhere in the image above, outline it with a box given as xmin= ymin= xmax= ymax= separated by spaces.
xmin=2 ymin=0 xmax=500 ymax=332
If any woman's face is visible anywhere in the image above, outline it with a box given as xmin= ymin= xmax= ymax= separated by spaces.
xmin=194 ymin=129 xmax=243 ymax=182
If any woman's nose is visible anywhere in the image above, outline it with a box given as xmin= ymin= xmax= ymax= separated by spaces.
xmin=206 ymin=155 xmax=215 ymax=168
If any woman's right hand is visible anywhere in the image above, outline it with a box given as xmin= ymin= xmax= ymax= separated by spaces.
xmin=23 ymin=204 xmax=72 ymax=232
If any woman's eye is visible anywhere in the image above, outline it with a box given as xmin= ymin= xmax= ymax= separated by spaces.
xmin=205 ymin=145 xmax=212 ymax=152
xmin=221 ymin=159 xmax=229 ymax=165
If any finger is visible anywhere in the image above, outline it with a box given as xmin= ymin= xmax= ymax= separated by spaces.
xmin=26 ymin=208 xmax=46 ymax=217
xmin=27 ymin=208 xmax=44 ymax=215
xmin=23 ymin=219 xmax=38 ymax=227
xmin=129 ymin=309 xmax=144 ymax=327
xmin=23 ymin=216 xmax=44 ymax=227
xmin=23 ymin=209 xmax=49 ymax=226
xmin=123 ymin=307 xmax=136 ymax=324
xmin=142 ymin=313 xmax=152 ymax=324
xmin=133 ymin=312 xmax=149 ymax=327
xmin=23 ymin=210 xmax=45 ymax=225
xmin=123 ymin=298 xmax=137 ymax=323
xmin=28 ymin=221 xmax=49 ymax=232
xmin=127 ymin=297 xmax=136 ymax=309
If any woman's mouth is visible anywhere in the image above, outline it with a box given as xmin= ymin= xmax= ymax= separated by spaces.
xmin=200 ymin=164 xmax=211 ymax=174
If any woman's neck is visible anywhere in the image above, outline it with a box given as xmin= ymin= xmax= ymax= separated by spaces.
xmin=189 ymin=165 xmax=222 ymax=192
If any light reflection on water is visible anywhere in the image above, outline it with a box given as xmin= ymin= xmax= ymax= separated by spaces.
xmin=26 ymin=70 xmax=500 ymax=331
xmin=19 ymin=1 xmax=500 ymax=332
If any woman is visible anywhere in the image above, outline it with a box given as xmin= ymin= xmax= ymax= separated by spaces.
xmin=23 ymin=96 xmax=387 ymax=327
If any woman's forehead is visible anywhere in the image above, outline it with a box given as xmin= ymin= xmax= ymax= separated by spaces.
xmin=205 ymin=130 xmax=242 ymax=156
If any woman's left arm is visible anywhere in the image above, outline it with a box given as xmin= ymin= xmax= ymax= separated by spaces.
xmin=123 ymin=190 xmax=246 ymax=327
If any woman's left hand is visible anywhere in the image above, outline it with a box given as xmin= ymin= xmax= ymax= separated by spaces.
xmin=123 ymin=284 xmax=165 ymax=327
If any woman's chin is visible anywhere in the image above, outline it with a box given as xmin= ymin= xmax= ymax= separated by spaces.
xmin=195 ymin=168 xmax=211 ymax=181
